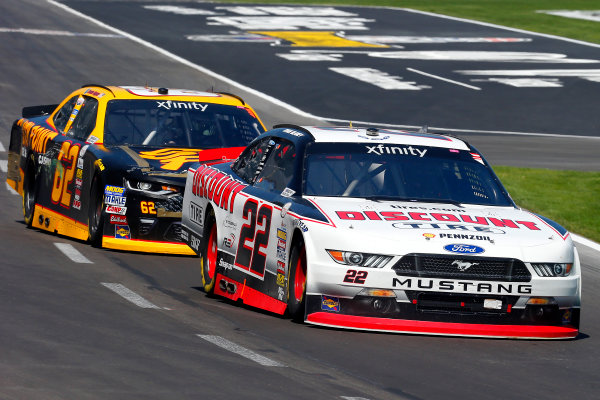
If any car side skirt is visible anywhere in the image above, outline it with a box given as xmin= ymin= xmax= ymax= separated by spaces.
xmin=305 ymin=312 xmax=579 ymax=339
xmin=33 ymin=205 xmax=89 ymax=241
xmin=102 ymin=236 xmax=196 ymax=255
xmin=214 ymin=273 xmax=287 ymax=315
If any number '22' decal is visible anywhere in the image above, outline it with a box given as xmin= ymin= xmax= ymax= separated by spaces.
xmin=234 ymin=199 xmax=272 ymax=277
xmin=343 ymin=270 xmax=368 ymax=284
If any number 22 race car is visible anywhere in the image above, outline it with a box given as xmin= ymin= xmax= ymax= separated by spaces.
xmin=181 ymin=125 xmax=581 ymax=339
xmin=7 ymin=85 xmax=265 ymax=254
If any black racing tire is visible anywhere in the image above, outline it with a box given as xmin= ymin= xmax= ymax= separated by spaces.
xmin=287 ymin=238 xmax=307 ymax=322
xmin=200 ymin=210 xmax=218 ymax=296
xmin=88 ymin=175 xmax=104 ymax=247
xmin=22 ymin=160 xmax=37 ymax=228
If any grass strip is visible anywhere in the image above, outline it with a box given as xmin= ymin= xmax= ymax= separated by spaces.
xmin=227 ymin=0 xmax=600 ymax=45
xmin=494 ymin=166 xmax=600 ymax=243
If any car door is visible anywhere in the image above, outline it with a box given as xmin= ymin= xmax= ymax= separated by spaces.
xmin=230 ymin=137 xmax=297 ymax=300
xmin=43 ymin=94 xmax=98 ymax=220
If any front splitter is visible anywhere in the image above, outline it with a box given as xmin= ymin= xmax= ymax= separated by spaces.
xmin=306 ymin=312 xmax=579 ymax=339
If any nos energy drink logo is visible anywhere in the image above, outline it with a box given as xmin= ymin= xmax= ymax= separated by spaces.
xmin=443 ymin=244 xmax=485 ymax=254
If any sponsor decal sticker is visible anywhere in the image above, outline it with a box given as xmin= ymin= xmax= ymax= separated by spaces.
xmin=106 ymin=205 xmax=127 ymax=215
xmin=105 ymin=194 xmax=126 ymax=206
xmin=321 ymin=295 xmax=340 ymax=312
xmin=190 ymin=201 xmax=203 ymax=226
xmin=277 ymin=260 xmax=285 ymax=274
xmin=218 ymin=257 xmax=234 ymax=271
xmin=365 ymin=144 xmax=427 ymax=157
xmin=94 ymin=158 xmax=105 ymax=170
xmin=276 ymin=228 xmax=287 ymax=241
xmin=18 ymin=118 xmax=58 ymax=154
xmin=293 ymin=219 xmax=308 ymax=232
xmin=223 ymin=233 xmax=235 ymax=248
xmin=444 ymin=244 xmax=485 ymax=254
xmin=115 ymin=224 xmax=131 ymax=239
xmin=281 ymin=187 xmax=295 ymax=197
xmin=276 ymin=272 xmax=285 ymax=287
xmin=109 ymin=215 xmax=128 ymax=224
xmin=105 ymin=185 xmax=125 ymax=195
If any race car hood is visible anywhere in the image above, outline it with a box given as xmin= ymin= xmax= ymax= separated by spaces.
xmin=305 ymin=197 xmax=574 ymax=262
xmin=113 ymin=145 xmax=241 ymax=172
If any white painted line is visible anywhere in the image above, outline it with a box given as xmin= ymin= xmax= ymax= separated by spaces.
xmin=101 ymin=283 xmax=162 ymax=309
xmin=0 ymin=160 xmax=7 ymax=172
xmin=54 ymin=242 xmax=93 ymax=263
xmin=572 ymin=234 xmax=600 ymax=254
xmin=197 ymin=335 xmax=285 ymax=367
xmin=0 ymin=141 xmax=5 ymax=152
xmin=0 ymin=27 xmax=122 ymax=38
xmin=5 ymin=182 xmax=18 ymax=195
xmin=407 ymin=67 xmax=481 ymax=90
xmin=46 ymin=0 xmax=600 ymax=141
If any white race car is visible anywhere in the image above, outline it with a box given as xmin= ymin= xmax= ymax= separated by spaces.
xmin=181 ymin=125 xmax=581 ymax=339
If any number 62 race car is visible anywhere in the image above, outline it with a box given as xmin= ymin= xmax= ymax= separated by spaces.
xmin=181 ymin=125 xmax=581 ymax=339
xmin=7 ymin=85 xmax=265 ymax=254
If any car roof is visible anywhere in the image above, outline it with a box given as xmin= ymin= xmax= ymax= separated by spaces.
xmin=80 ymin=85 xmax=248 ymax=106
xmin=300 ymin=126 xmax=470 ymax=150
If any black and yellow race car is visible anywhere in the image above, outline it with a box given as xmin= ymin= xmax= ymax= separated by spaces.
xmin=6 ymin=85 xmax=265 ymax=255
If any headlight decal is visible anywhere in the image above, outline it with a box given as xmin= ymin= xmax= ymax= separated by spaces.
xmin=326 ymin=249 xmax=393 ymax=268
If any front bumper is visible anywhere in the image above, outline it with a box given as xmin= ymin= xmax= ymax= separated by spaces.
xmin=305 ymin=294 xmax=579 ymax=339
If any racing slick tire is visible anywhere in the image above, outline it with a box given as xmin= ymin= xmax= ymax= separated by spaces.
xmin=287 ymin=238 xmax=307 ymax=322
xmin=200 ymin=209 xmax=218 ymax=296
xmin=88 ymin=174 xmax=104 ymax=247
xmin=22 ymin=158 xmax=37 ymax=228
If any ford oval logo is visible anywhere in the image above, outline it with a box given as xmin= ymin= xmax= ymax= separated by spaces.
xmin=443 ymin=244 xmax=485 ymax=254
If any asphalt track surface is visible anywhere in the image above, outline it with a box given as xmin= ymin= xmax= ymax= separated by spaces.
xmin=1 ymin=1 xmax=599 ymax=399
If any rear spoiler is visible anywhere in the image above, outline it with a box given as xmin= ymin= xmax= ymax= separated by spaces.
xmin=22 ymin=104 xmax=58 ymax=118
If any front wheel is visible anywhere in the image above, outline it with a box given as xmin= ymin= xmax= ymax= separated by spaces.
xmin=200 ymin=210 xmax=218 ymax=295
xmin=88 ymin=175 xmax=104 ymax=247
xmin=287 ymin=239 xmax=307 ymax=321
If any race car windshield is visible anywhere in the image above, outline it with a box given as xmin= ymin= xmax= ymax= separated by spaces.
xmin=103 ymin=100 xmax=264 ymax=148
xmin=303 ymin=142 xmax=513 ymax=206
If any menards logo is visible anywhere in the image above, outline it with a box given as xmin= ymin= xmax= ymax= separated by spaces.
xmin=139 ymin=148 xmax=200 ymax=170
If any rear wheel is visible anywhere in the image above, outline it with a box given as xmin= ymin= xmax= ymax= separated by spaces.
xmin=200 ymin=210 xmax=218 ymax=295
xmin=22 ymin=161 xmax=37 ymax=228
xmin=287 ymin=238 xmax=307 ymax=321
xmin=88 ymin=175 xmax=104 ymax=247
